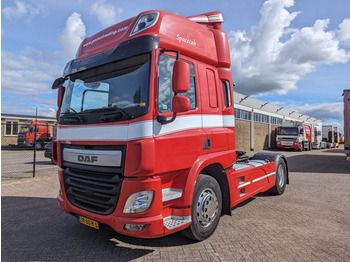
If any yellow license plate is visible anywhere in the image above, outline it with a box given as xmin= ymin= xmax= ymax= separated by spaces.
xmin=79 ymin=216 xmax=99 ymax=230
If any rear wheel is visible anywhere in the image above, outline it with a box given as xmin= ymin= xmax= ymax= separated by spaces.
xmin=182 ymin=175 xmax=222 ymax=241
xmin=268 ymin=158 xmax=287 ymax=195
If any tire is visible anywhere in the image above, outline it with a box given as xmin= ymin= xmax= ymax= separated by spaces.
xmin=182 ymin=175 xmax=222 ymax=241
xmin=35 ymin=142 xmax=43 ymax=149
xmin=299 ymin=144 xmax=303 ymax=152
xmin=268 ymin=158 xmax=287 ymax=195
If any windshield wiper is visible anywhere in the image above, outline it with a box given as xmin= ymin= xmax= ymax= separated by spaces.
xmin=100 ymin=112 xmax=124 ymax=121
xmin=62 ymin=115 xmax=82 ymax=124
xmin=84 ymin=107 xmax=133 ymax=120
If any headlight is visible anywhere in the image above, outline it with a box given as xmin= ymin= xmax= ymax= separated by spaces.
xmin=123 ymin=191 xmax=154 ymax=213
xmin=130 ymin=12 xmax=159 ymax=36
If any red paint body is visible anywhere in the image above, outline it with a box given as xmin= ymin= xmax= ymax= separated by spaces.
xmin=54 ymin=10 xmax=282 ymax=238
xmin=17 ymin=121 xmax=51 ymax=147
xmin=344 ymin=89 xmax=350 ymax=160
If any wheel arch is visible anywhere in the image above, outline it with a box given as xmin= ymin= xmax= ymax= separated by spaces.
xmin=200 ymin=164 xmax=231 ymax=215
xmin=250 ymin=152 xmax=289 ymax=184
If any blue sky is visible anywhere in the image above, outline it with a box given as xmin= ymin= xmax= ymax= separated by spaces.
xmin=2 ymin=0 xmax=350 ymax=131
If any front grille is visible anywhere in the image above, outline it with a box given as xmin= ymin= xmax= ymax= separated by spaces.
xmin=281 ymin=137 xmax=295 ymax=141
xmin=17 ymin=134 xmax=25 ymax=144
xmin=63 ymin=166 xmax=123 ymax=215
xmin=62 ymin=144 xmax=125 ymax=215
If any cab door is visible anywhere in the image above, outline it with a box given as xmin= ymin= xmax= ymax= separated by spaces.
xmin=153 ymin=53 xmax=206 ymax=174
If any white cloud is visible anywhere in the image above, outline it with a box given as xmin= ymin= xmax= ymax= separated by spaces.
xmin=283 ymin=102 xmax=343 ymax=122
xmin=57 ymin=12 xmax=86 ymax=61
xmin=90 ymin=0 xmax=123 ymax=27
xmin=2 ymin=1 xmax=41 ymax=21
xmin=1 ymin=49 xmax=62 ymax=96
xmin=1 ymin=47 xmax=62 ymax=116
xmin=338 ymin=18 xmax=350 ymax=46
xmin=229 ymin=0 xmax=350 ymax=96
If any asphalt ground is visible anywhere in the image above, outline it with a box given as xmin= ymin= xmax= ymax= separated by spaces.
xmin=1 ymin=146 xmax=350 ymax=261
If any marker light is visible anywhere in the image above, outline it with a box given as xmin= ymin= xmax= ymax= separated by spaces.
xmin=130 ymin=12 xmax=159 ymax=36
xmin=123 ymin=191 xmax=154 ymax=213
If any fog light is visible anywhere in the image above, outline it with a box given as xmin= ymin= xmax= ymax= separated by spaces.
xmin=124 ymin=224 xmax=146 ymax=231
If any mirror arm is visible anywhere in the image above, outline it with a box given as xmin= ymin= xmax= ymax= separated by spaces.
xmin=160 ymin=49 xmax=180 ymax=60
xmin=157 ymin=113 xmax=177 ymax=125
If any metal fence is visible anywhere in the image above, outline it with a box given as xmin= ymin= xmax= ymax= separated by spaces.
xmin=1 ymin=123 xmax=58 ymax=180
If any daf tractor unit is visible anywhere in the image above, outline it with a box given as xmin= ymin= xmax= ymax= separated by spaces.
xmin=51 ymin=10 xmax=288 ymax=241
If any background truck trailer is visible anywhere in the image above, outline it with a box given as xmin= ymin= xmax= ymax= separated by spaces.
xmin=322 ymin=125 xmax=335 ymax=148
xmin=333 ymin=126 xmax=340 ymax=148
xmin=276 ymin=122 xmax=312 ymax=151
xmin=17 ymin=121 xmax=52 ymax=149
xmin=344 ymin=89 xmax=350 ymax=160
xmin=52 ymin=10 xmax=289 ymax=241
xmin=313 ymin=124 xmax=327 ymax=149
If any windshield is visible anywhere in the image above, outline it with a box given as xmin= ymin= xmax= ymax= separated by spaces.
xmin=60 ymin=53 xmax=151 ymax=123
xmin=278 ymin=127 xmax=299 ymax=136
xmin=20 ymin=126 xmax=29 ymax=133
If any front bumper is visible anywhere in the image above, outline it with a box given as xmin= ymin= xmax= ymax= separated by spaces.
xmin=276 ymin=142 xmax=301 ymax=150
xmin=57 ymin=169 xmax=191 ymax=238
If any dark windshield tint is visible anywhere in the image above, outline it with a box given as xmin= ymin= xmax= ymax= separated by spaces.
xmin=60 ymin=53 xmax=151 ymax=121
xmin=278 ymin=127 xmax=299 ymax=135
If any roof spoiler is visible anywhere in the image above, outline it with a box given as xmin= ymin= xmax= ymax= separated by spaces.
xmin=187 ymin=11 xmax=224 ymax=29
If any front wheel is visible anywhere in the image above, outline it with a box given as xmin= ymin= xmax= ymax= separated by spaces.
xmin=35 ymin=142 xmax=43 ymax=149
xmin=268 ymin=158 xmax=287 ymax=195
xmin=182 ymin=175 xmax=222 ymax=241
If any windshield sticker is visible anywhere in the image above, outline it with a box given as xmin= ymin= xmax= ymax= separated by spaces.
xmin=176 ymin=34 xmax=196 ymax=46
xmin=83 ymin=26 xmax=129 ymax=48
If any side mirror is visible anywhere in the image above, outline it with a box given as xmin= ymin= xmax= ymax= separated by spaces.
xmin=52 ymin=77 xmax=66 ymax=89
xmin=57 ymin=86 xmax=65 ymax=108
xmin=172 ymin=96 xmax=190 ymax=113
xmin=56 ymin=109 xmax=61 ymax=121
xmin=172 ymin=60 xmax=190 ymax=93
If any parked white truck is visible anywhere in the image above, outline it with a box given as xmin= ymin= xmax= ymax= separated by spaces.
xmin=276 ymin=122 xmax=313 ymax=151
xmin=313 ymin=124 xmax=327 ymax=149
xmin=322 ymin=125 xmax=335 ymax=148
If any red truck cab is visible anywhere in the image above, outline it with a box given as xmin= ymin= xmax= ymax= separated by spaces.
xmin=52 ymin=10 xmax=288 ymax=241
xmin=17 ymin=121 xmax=51 ymax=149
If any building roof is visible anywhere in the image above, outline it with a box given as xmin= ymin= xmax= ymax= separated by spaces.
xmin=233 ymin=91 xmax=322 ymax=125
xmin=1 ymin=113 xmax=56 ymax=122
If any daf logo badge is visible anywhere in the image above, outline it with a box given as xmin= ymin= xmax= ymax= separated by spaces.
xmin=77 ymin=155 xmax=98 ymax=163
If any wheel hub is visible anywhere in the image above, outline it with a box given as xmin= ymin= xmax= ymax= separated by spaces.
xmin=278 ymin=165 xmax=285 ymax=187
xmin=196 ymin=188 xmax=219 ymax=228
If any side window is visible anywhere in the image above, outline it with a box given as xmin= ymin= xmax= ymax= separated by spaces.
xmin=158 ymin=55 xmax=196 ymax=112
xmin=5 ymin=120 xmax=19 ymax=136
xmin=222 ymin=81 xmax=231 ymax=107
xmin=206 ymin=69 xmax=217 ymax=108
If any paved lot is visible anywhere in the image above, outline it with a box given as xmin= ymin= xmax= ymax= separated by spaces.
xmin=1 ymin=149 xmax=58 ymax=180
xmin=2 ymin=147 xmax=350 ymax=261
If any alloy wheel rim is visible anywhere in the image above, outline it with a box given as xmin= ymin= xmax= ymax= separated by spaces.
xmin=196 ymin=188 xmax=219 ymax=228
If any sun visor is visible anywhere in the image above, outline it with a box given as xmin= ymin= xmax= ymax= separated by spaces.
xmin=63 ymin=35 xmax=159 ymax=77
